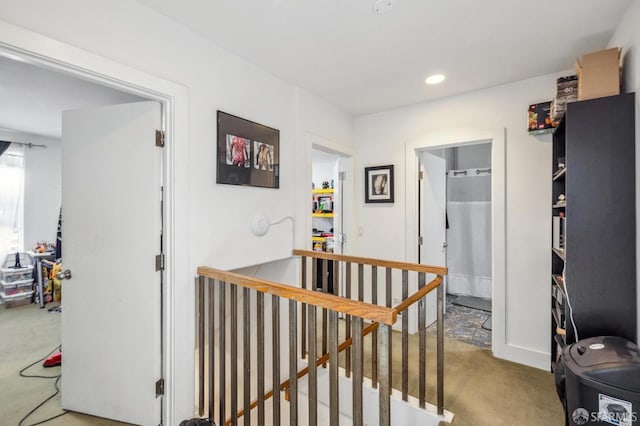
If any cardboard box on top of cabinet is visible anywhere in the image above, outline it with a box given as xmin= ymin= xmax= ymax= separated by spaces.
xmin=575 ymin=47 xmax=621 ymax=101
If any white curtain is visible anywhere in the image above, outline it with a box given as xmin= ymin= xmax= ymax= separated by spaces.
xmin=446 ymin=171 xmax=491 ymax=298
xmin=0 ymin=144 xmax=25 ymax=265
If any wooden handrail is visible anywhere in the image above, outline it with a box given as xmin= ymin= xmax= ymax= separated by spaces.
xmin=392 ymin=275 xmax=442 ymax=314
xmin=197 ymin=266 xmax=398 ymax=325
xmin=293 ymin=249 xmax=448 ymax=275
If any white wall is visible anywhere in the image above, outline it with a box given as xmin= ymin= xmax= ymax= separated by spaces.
xmin=608 ymin=0 xmax=640 ymax=343
xmin=0 ymin=2 xmax=354 ymax=424
xmin=0 ymin=130 xmax=61 ymax=253
xmin=353 ymin=72 xmax=568 ymax=368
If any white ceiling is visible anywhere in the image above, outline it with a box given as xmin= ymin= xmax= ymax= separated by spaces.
xmin=138 ymin=0 xmax=633 ymax=115
xmin=0 ymin=0 xmax=632 ymax=139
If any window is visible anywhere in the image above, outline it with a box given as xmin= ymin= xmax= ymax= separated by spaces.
xmin=0 ymin=144 xmax=25 ymax=263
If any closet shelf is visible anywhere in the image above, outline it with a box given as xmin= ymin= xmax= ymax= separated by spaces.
xmin=552 ymin=167 xmax=566 ymax=181
xmin=552 ymin=247 xmax=565 ymax=261
xmin=552 ymin=274 xmax=565 ymax=291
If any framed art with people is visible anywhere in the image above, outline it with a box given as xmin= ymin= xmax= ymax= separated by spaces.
xmin=216 ymin=111 xmax=279 ymax=188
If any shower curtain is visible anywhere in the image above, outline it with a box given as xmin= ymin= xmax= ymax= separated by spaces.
xmin=446 ymin=169 xmax=491 ymax=299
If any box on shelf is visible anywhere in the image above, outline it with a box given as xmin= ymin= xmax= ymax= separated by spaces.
xmin=1 ymin=252 xmax=34 ymax=283
xmin=528 ymin=101 xmax=557 ymax=135
xmin=551 ymin=75 xmax=578 ymax=120
xmin=575 ymin=47 xmax=621 ymax=101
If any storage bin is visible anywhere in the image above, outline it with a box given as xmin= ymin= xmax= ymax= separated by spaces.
xmin=0 ymin=278 xmax=33 ymax=295
xmin=0 ymin=290 xmax=34 ymax=308
xmin=1 ymin=252 xmax=34 ymax=283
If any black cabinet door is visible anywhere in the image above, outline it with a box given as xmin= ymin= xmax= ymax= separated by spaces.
xmin=565 ymin=93 xmax=636 ymax=343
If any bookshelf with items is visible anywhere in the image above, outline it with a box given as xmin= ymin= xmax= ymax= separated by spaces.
xmin=551 ymin=115 xmax=567 ymax=371
xmin=550 ymin=93 xmax=637 ymax=372
xmin=312 ymin=187 xmax=335 ymax=252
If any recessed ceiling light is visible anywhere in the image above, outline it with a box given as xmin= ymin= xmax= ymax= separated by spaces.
xmin=425 ymin=74 xmax=446 ymax=85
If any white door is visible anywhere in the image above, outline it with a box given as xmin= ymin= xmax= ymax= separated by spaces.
xmin=418 ymin=150 xmax=447 ymax=324
xmin=61 ymin=101 xmax=162 ymax=425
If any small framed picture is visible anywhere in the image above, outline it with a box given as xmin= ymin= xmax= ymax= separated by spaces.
xmin=365 ymin=165 xmax=394 ymax=203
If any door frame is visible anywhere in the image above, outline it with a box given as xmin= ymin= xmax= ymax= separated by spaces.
xmin=404 ymin=128 xmax=507 ymax=359
xmin=0 ymin=20 xmax=191 ymax=425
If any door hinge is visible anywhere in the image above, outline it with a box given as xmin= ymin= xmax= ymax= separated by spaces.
xmin=155 ymin=254 xmax=165 ymax=271
xmin=337 ymin=233 xmax=347 ymax=244
xmin=418 ymin=236 xmax=424 ymax=245
xmin=418 ymin=171 xmax=424 ymax=180
xmin=155 ymin=130 xmax=165 ymax=147
xmin=155 ymin=378 xmax=165 ymax=397
xmin=339 ymin=171 xmax=346 ymax=181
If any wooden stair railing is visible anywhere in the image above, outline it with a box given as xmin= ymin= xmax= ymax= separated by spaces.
xmin=195 ymin=250 xmax=447 ymax=426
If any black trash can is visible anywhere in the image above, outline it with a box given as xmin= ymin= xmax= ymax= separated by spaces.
xmin=561 ymin=336 xmax=640 ymax=425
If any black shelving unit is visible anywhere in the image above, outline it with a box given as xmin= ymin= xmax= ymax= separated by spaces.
xmin=551 ymin=92 xmax=637 ymax=370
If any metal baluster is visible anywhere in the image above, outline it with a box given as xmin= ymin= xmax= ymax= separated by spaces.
xmin=272 ymin=295 xmax=281 ymax=425
xmin=352 ymin=316 xmax=364 ymax=426
xmin=378 ymin=324 xmax=391 ymax=426
xmin=329 ymin=310 xmax=339 ymax=426
xmin=345 ymin=262 xmax=352 ymax=378
xmin=243 ymin=287 xmax=251 ymax=426
xmin=257 ymin=292 xmax=265 ymax=425
xmin=196 ymin=276 xmax=204 ymax=417
xmin=333 ymin=260 xmax=339 ymax=296
xmin=357 ymin=264 xmax=364 ymax=302
xmin=301 ymin=256 xmax=307 ymax=358
xmin=418 ymin=272 xmax=426 ymax=408
xmin=322 ymin=260 xmax=328 ymax=365
xmin=402 ymin=270 xmax=408 ymax=401
xmin=385 ymin=268 xmax=392 ymax=389
xmin=289 ymin=300 xmax=298 ymax=426
xmin=437 ymin=277 xmax=445 ymax=415
xmin=371 ymin=265 xmax=378 ymax=389
xmin=308 ymin=304 xmax=317 ymax=426
xmin=208 ymin=278 xmax=216 ymax=419
xmin=218 ymin=282 xmax=226 ymax=426
xmin=230 ymin=284 xmax=238 ymax=425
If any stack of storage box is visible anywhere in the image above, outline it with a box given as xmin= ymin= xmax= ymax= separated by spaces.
xmin=0 ymin=253 xmax=34 ymax=308
xmin=551 ymin=75 xmax=578 ymax=121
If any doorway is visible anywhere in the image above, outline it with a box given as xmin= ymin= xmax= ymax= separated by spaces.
xmin=420 ymin=143 xmax=492 ymax=349
xmin=0 ymin=49 xmax=170 ymax=425
xmin=310 ymin=144 xmax=352 ymax=298
xmin=404 ymin=128 xmax=506 ymax=358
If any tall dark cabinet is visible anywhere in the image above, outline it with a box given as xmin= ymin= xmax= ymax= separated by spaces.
xmin=551 ymin=93 xmax=637 ymax=370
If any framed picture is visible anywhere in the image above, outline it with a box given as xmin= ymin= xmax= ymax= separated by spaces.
xmin=365 ymin=165 xmax=394 ymax=203
xmin=216 ymin=111 xmax=279 ymax=188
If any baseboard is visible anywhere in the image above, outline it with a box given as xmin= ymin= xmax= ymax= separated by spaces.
xmin=492 ymin=342 xmax=550 ymax=371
